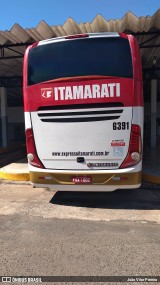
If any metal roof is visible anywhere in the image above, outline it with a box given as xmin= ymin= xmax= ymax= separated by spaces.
xmin=0 ymin=9 xmax=159 ymax=105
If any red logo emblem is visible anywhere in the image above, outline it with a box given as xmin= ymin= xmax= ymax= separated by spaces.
xmin=41 ymin=88 xmax=53 ymax=99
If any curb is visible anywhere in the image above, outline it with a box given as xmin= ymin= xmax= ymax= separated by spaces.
xmin=142 ymin=172 xmax=160 ymax=185
xmin=0 ymin=171 xmax=30 ymax=181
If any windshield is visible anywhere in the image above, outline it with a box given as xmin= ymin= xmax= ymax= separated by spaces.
xmin=28 ymin=37 xmax=133 ymax=86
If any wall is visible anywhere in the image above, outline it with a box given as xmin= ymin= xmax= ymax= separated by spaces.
xmin=7 ymin=107 xmax=25 ymax=142
xmin=144 ymin=101 xmax=160 ymax=144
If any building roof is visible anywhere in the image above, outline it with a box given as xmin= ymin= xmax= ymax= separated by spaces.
xmin=0 ymin=9 xmax=160 ymax=43
xmin=0 ymin=9 xmax=160 ymax=73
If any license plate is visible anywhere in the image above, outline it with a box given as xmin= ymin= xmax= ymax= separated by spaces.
xmin=71 ymin=176 xmax=92 ymax=184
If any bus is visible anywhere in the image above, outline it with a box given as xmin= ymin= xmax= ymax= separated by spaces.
xmin=23 ymin=32 xmax=143 ymax=191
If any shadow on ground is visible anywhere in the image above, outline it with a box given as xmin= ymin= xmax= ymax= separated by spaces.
xmin=50 ymin=186 xmax=160 ymax=210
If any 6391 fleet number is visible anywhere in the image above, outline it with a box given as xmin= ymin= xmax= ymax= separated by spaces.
xmin=113 ymin=122 xmax=129 ymax=130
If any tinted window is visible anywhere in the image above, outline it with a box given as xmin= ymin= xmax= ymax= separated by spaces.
xmin=28 ymin=37 xmax=133 ymax=86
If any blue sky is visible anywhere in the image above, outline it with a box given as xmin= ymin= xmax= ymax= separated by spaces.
xmin=0 ymin=0 xmax=159 ymax=30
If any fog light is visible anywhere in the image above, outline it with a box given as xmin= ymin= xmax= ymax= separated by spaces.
xmin=131 ymin=152 xmax=140 ymax=161
xmin=27 ymin=153 xmax=34 ymax=161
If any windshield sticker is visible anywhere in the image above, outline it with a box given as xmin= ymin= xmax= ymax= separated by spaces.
xmin=113 ymin=147 xmax=124 ymax=157
xmin=111 ymin=140 xmax=125 ymax=146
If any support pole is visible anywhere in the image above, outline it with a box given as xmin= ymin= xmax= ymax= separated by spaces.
xmin=151 ymin=79 xmax=157 ymax=148
xmin=0 ymin=87 xmax=7 ymax=147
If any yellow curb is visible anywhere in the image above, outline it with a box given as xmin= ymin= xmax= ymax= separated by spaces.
xmin=0 ymin=171 xmax=30 ymax=181
xmin=142 ymin=172 xmax=160 ymax=184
